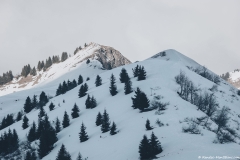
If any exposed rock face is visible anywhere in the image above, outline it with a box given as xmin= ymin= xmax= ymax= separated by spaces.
xmin=229 ymin=79 xmax=240 ymax=89
xmin=82 ymin=43 xmax=131 ymax=69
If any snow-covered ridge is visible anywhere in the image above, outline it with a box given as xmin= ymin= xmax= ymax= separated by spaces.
xmin=0 ymin=43 xmax=131 ymax=96
xmin=0 ymin=48 xmax=240 ymax=160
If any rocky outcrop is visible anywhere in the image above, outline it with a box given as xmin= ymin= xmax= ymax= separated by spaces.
xmin=82 ymin=43 xmax=131 ymax=69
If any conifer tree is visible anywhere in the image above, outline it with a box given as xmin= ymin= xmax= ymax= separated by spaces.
xmin=124 ymin=78 xmax=133 ymax=95
xmin=86 ymin=59 xmax=90 ymax=64
xmin=101 ymin=109 xmax=110 ymax=133
xmin=12 ymin=129 xmax=19 ymax=151
xmin=25 ymin=151 xmax=32 ymax=160
xmin=139 ymin=135 xmax=150 ymax=160
xmin=109 ymin=74 xmax=118 ymax=96
xmin=56 ymin=144 xmax=71 ymax=160
xmin=22 ymin=115 xmax=29 ymax=129
xmin=119 ymin=68 xmax=130 ymax=83
xmin=62 ymin=111 xmax=70 ymax=128
xmin=49 ymin=102 xmax=55 ymax=111
xmin=61 ymin=52 xmax=68 ymax=62
xmin=36 ymin=118 xmax=43 ymax=139
xmin=83 ymin=83 xmax=88 ymax=92
xmin=79 ymin=122 xmax=89 ymax=142
xmin=39 ymin=91 xmax=48 ymax=107
xmin=95 ymin=112 xmax=102 ymax=126
xmin=30 ymin=67 xmax=37 ymax=76
xmin=37 ymin=61 xmax=42 ymax=71
xmin=138 ymin=91 xmax=149 ymax=111
xmin=72 ymin=79 xmax=77 ymax=88
xmin=110 ymin=122 xmax=117 ymax=135
xmin=56 ymin=83 xmax=62 ymax=96
xmin=38 ymin=116 xmax=58 ymax=159
xmin=38 ymin=106 xmax=46 ymax=118
xmin=131 ymin=87 xmax=149 ymax=111
xmin=95 ymin=75 xmax=102 ymax=87
xmin=76 ymin=152 xmax=83 ymax=160
xmin=149 ymin=132 xmax=162 ymax=156
xmin=27 ymin=121 xmax=37 ymax=142
xmin=78 ymin=75 xmax=83 ymax=85
xmin=145 ymin=119 xmax=153 ymax=130
xmin=55 ymin=117 xmax=61 ymax=133
xmin=31 ymin=152 xmax=37 ymax=160
xmin=62 ymin=81 xmax=68 ymax=94
xmin=86 ymin=77 xmax=90 ymax=81
xmin=32 ymin=95 xmax=38 ymax=109
xmin=78 ymin=84 xmax=88 ymax=98
xmin=138 ymin=66 xmax=147 ymax=81
xmin=24 ymin=96 xmax=32 ymax=113
xmin=16 ymin=111 xmax=23 ymax=121
xmin=71 ymin=103 xmax=80 ymax=119
xmin=90 ymin=96 xmax=97 ymax=109
xmin=132 ymin=65 xmax=139 ymax=77
xmin=131 ymin=87 xmax=142 ymax=109
xmin=67 ymin=80 xmax=72 ymax=90
xmin=85 ymin=95 xmax=91 ymax=109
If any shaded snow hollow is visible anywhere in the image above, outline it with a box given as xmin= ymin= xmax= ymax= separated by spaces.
xmin=0 ymin=48 xmax=240 ymax=160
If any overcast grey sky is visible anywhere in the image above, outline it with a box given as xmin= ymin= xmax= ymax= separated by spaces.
xmin=0 ymin=0 xmax=239 ymax=75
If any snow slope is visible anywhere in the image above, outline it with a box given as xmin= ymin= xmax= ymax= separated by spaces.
xmin=0 ymin=49 xmax=240 ymax=160
xmin=0 ymin=42 xmax=131 ymax=96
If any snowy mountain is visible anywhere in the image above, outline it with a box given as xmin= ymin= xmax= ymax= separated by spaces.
xmin=0 ymin=42 xmax=131 ymax=96
xmin=0 ymin=48 xmax=240 ymax=160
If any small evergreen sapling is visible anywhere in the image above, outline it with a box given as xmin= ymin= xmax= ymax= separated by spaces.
xmin=71 ymin=103 xmax=80 ymax=118
xmin=76 ymin=152 xmax=83 ymax=160
xmin=79 ymin=122 xmax=89 ymax=142
xmin=95 ymin=112 xmax=102 ymax=126
xmin=145 ymin=119 xmax=153 ymax=130
xmin=49 ymin=102 xmax=55 ymax=111
xmin=62 ymin=111 xmax=70 ymax=128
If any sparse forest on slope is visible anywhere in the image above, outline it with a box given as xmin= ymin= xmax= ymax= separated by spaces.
xmin=0 ymin=49 xmax=239 ymax=160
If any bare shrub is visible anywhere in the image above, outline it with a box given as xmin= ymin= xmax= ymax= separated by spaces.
xmin=182 ymin=122 xmax=201 ymax=134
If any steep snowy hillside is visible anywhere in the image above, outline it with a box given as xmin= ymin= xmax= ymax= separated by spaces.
xmin=0 ymin=49 xmax=240 ymax=160
xmin=0 ymin=42 xmax=131 ymax=96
